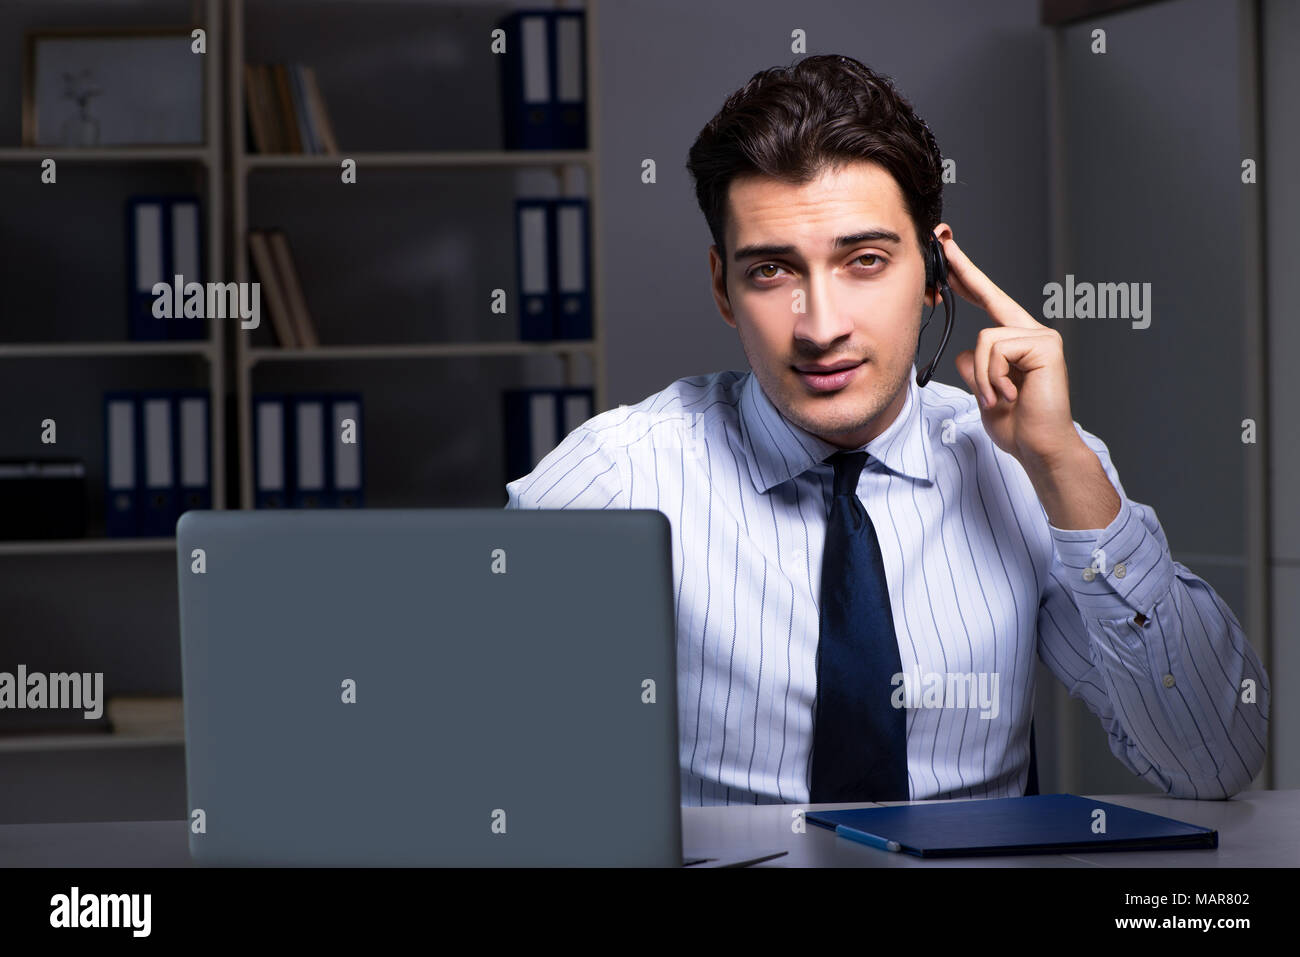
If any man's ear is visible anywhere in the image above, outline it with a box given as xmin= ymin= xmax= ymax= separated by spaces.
xmin=709 ymin=245 xmax=736 ymax=328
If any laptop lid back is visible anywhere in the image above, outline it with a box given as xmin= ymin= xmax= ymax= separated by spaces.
xmin=177 ymin=508 xmax=680 ymax=866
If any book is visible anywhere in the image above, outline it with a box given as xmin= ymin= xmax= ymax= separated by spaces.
xmin=243 ymin=63 xmax=272 ymax=153
xmin=272 ymin=63 xmax=303 ymax=153
xmin=288 ymin=63 xmax=316 ymax=153
xmin=248 ymin=230 xmax=298 ymax=347
xmin=257 ymin=63 xmax=282 ymax=153
xmin=267 ymin=229 xmax=319 ymax=347
xmin=302 ymin=66 xmax=339 ymax=153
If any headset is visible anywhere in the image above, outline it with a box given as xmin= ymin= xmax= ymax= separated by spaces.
xmin=917 ymin=233 xmax=956 ymax=387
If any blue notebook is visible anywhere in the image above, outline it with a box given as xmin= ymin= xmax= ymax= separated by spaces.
xmin=806 ymin=794 xmax=1218 ymax=858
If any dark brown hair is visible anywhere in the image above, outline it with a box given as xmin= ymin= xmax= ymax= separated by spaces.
xmin=686 ymin=54 xmax=943 ymax=286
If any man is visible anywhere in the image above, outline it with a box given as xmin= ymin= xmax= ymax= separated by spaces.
xmin=504 ymin=54 xmax=1269 ymax=806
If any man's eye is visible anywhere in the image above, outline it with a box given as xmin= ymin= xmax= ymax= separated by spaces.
xmin=748 ymin=257 xmax=881 ymax=281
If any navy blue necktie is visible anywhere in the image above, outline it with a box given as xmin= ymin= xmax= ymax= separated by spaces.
xmin=810 ymin=451 xmax=909 ymax=803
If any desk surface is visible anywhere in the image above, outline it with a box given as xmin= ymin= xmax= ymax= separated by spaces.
xmin=2 ymin=790 xmax=1295 ymax=867
xmin=692 ymin=789 xmax=1299 ymax=867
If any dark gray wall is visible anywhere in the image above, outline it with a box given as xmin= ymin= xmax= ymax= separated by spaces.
xmin=1049 ymin=0 xmax=1268 ymax=794
xmin=6 ymin=0 xmax=1291 ymax=821
xmin=1263 ymin=0 xmax=1299 ymax=788
xmin=595 ymin=0 xmax=1049 ymax=402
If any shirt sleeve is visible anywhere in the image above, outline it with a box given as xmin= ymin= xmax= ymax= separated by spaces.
xmin=503 ymin=426 xmax=627 ymax=510
xmin=1035 ymin=423 xmax=1270 ymax=799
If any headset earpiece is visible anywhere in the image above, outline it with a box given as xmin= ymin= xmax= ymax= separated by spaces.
xmin=916 ymin=234 xmax=956 ymax=388
xmin=927 ymin=234 xmax=947 ymax=288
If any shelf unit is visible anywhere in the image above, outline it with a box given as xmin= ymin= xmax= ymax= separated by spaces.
xmin=0 ymin=0 xmax=228 ymax=540
xmin=1 ymin=0 xmax=603 ymax=754
xmin=227 ymin=0 xmax=605 ymax=508
xmin=0 ymin=0 xmax=224 ymax=750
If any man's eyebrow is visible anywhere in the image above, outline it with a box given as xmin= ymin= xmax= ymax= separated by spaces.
xmin=732 ymin=229 xmax=903 ymax=263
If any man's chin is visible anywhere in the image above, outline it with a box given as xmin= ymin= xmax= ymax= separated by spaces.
xmin=776 ymin=365 xmax=906 ymax=443
xmin=786 ymin=399 xmax=879 ymax=441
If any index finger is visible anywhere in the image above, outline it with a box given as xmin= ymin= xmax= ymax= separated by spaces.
xmin=941 ymin=237 xmax=1041 ymax=330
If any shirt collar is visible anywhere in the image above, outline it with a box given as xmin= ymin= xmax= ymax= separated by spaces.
xmin=738 ymin=363 xmax=934 ymax=493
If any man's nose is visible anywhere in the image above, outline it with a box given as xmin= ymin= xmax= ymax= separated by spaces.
xmin=794 ymin=273 xmax=856 ymax=347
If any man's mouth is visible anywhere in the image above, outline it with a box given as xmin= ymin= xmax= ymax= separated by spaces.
xmin=793 ymin=360 xmax=864 ymax=392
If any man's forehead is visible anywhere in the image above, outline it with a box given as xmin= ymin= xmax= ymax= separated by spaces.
xmin=726 ymin=162 xmax=908 ymax=245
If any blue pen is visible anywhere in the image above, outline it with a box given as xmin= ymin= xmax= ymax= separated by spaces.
xmin=835 ymin=825 xmax=901 ymax=852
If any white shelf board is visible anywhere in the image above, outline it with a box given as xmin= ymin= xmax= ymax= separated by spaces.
xmin=243 ymin=150 xmax=592 ymax=169
xmin=0 ymin=733 xmax=184 ymax=753
xmin=0 ymin=147 xmax=211 ymax=164
xmin=0 ymin=538 xmax=176 ymax=557
xmin=247 ymin=340 xmax=597 ymax=362
xmin=0 ymin=342 xmax=215 ymax=359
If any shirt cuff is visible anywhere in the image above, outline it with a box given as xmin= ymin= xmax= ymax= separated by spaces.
xmin=1048 ymin=497 xmax=1175 ymax=621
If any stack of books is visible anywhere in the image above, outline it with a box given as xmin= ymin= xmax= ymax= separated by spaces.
xmin=244 ymin=62 xmax=338 ymax=154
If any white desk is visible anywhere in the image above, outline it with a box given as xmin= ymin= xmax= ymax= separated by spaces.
xmin=0 ymin=790 xmax=1294 ymax=866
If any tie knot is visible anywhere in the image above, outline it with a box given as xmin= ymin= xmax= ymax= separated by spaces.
xmin=826 ymin=450 xmax=870 ymax=496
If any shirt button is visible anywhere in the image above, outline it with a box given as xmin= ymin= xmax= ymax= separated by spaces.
xmin=1114 ymin=562 xmax=1127 ymax=578
xmin=1082 ymin=568 xmax=1095 ymax=582
xmin=1162 ymin=674 xmax=1176 ymax=688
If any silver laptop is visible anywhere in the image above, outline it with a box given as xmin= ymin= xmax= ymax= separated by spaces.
xmin=176 ymin=508 xmax=683 ymax=867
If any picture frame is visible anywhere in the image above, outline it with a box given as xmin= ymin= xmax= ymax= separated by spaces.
xmin=22 ymin=26 xmax=205 ymax=148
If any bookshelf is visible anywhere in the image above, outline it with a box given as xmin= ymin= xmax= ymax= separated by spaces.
xmin=227 ymin=0 xmax=605 ymax=509
xmin=0 ymin=0 xmax=605 ymax=764
xmin=0 ymin=1 xmax=227 ymax=521
xmin=0 ymin=0 xmax=224 ymax=752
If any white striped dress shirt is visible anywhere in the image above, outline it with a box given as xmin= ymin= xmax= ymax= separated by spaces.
xmin=503 ymin=364 xmax=1270 ymax=805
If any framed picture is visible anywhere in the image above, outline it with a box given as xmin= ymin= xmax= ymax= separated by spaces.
xmin=22 ymin=27 xmax=205 ymax=148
